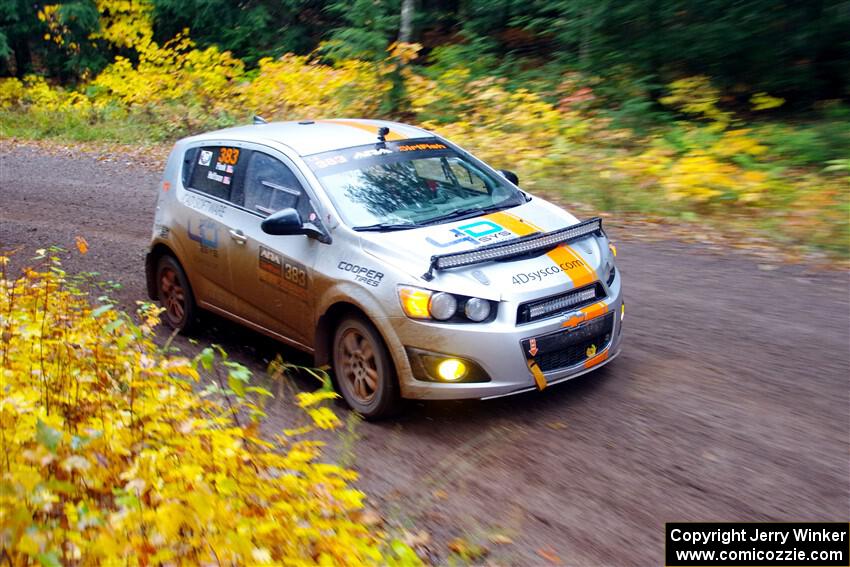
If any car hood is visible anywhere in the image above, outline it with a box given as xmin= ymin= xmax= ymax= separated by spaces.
xmin=357 ymin=198 xmax=608 ymax=302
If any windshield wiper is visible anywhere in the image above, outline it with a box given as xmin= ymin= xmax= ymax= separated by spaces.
xmin=420 ymin=201 xmax=521 ymax=226
xmin=353 ymin=222 xmax=424 ymax=232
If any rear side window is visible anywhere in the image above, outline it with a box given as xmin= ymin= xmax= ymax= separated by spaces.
xmin=186 ymin=146 xmax=243 ymax=201
xmin=242 ymin=152 xmax=308 ymax=217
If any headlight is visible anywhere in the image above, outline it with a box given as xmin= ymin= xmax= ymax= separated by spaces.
xmin=429 ymin=292 xmax=457 ymax=320
xmin=464 ymin=297 xmax=491 ymax=322
xmin=398 ymin=286 xmax=494 ymax=322
xmin=399 ymin=287 xmax=432 ymax=319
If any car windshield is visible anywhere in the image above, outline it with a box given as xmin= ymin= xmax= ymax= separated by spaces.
xmin=304 ymin=139 xmax=524 ymax=229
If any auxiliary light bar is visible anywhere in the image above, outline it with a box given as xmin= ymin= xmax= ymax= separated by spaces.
xmin=422 ymin=217 xmax=603 ymax=281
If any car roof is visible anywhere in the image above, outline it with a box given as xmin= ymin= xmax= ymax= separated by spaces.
xmin=185 ymin=118 xmax=434 ymax=156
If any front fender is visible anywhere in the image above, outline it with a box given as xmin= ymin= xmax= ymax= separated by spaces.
xmin=313 ymin=282 xmax=414 ymax=397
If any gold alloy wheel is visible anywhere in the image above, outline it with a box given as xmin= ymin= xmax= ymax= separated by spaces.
xmin=338 ymin=328 xmax=379 ymax=403
xmin=159 ymin=266 xmax=186 ymax=326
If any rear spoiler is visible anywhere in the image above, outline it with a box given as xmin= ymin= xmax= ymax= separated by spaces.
xmin=422 ymin=217 xmax=603 ymax=281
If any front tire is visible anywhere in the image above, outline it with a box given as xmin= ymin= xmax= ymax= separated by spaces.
xmin=155 ymin=255 xmax=197 ymax=333
xmin=332 ymin=316 xmax=400 ymax=419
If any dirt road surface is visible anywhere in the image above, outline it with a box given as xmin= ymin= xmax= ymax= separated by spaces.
xmin=2 ymin=143 xmax=848 ymax=565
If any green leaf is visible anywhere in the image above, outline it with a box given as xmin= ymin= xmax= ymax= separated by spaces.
xmin=36 ymin=419 xmax=62 ymax=453
xmin=224 ymin=361 xmax=251 ymax=382
xmin=91 ymin=304 xmax=113 ymax=318
xmin=245 ymin=386 xmax=274 ymax=397
xmin=198 ymin=347 xmax=215 ymax=371
xmin=227 ymin=375 xmax=246 ymax=397
xmin=37 ymin=551 xmax=62 ymax=567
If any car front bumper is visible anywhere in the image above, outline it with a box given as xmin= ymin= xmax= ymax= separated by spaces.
xmin=392 ymin=279 xmax=624 ymax=400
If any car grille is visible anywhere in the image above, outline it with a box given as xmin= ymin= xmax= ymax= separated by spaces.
xmin=533 ymin=313 xmax=614 ymax=372
xmin=516 ymin=283 xmax=605 ymax=324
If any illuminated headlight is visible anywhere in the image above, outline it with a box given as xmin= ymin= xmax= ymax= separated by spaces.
xmin=464 ymin=297 xmax=491 ymax=322
xmin=429 ymin=292 xmax=457 ymax=320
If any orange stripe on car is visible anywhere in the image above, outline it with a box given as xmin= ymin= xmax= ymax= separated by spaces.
xmin=486 ymin=211 xmax=597 ymax=288
xmin=527 ymin=359 xmax=547 ymax=390
xmin=583 ymin=347 xmax=609 ymax=369
xmin=319 ymin=119 xmax=406 ymax=140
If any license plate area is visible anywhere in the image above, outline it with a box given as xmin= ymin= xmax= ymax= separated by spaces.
xmin=521 ymin=312 xmax=615 ymax=371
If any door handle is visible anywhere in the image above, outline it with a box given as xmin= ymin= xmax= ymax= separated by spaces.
xmin=229 ymin=229 xmax=247 ymax=244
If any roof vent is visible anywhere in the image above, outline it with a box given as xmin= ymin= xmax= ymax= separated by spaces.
xmin=253 ymin=115 xmax=268 ymax=125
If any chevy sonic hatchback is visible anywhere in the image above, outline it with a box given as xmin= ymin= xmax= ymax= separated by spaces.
xmin=145 ymin=118 xmax=624 ymax=418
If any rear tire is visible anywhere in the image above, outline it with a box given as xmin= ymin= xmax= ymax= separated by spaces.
xmin=332 ymin=316 xmax=400 ymax=419
xmin=155 ymin=255 xmax=197 ymax=333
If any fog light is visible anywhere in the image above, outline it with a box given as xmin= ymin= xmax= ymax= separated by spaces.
xmin=609 ymin=243 xmax=617 ymax=257
xmin=620 ymin=302 xmax=625 ymax=321
xmin=437 ymin=358 xmax=467 ymax=381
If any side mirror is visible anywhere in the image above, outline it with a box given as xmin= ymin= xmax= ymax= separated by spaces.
xmin=261 ymin=208 xmax=331 ymax=243
xmin=499 ymin=169 xmax=519 ymax=186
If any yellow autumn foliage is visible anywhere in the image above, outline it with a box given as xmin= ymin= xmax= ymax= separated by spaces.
xmin=242 ymin=54 xmax=388 ymax=120
xmin=0 ymin=254 xmax=419 ymax=566
xmin=92 ymin=34 xmax=244 ymax=110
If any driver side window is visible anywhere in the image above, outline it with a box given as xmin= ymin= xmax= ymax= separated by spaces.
xmin=447 ymin=158 xmax=488 ymax=192
xmin=242 ymin=152 xmax=308 ymax=217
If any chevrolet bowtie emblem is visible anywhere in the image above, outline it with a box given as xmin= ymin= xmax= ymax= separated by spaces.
xmin=528 ymin=338 xmax=538 ymax=357
xmin=586 ymin=344 xmax=597 ymax=358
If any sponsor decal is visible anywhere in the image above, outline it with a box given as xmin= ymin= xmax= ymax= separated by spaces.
xmin=187 ymin=219 xmax=219 ymax=256
xmin=207 ymin=170 xmax=225 ymax=183
xmin=426 ymin=219 xmax=514 ymax=248
xmin=511 ymin=258 xmax=586 ymax=285
xmin=184 ymin=193 xmax=226 ymax=218
xmin=218 ymin=147 xmax=240 ymax=166
xmin=226 ymin=164 xmax=233 ymax=173
xmin=259 ymin=246 xmax=308 ymax=295
xmin=162 ymin=181 xmax=171 ymax=192
xmin=337 ymin=261 xmax=384 ymax=287
xmin=528 ymin=338 xmax=539 ymax=357
xmin=156 ymin=224 xmax=170 ymax=239
xmin=488 ymin=211 xmax=597 ymax=289
xmin=222 ymin=176 xmax=231 ymax=185
xmin=353 ymin=148 xmax=393 ymax=159
xmin=306 ymin=154 xmax=348 ymax=170
xmin=198 ymin=150 xmax=213 ymax=166
xmin=398 ymin=142 xmax=447 ymax=152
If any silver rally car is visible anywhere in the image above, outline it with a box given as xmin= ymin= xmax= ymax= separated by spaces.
xmin=146 ymin=118 xmax=623 ymax=418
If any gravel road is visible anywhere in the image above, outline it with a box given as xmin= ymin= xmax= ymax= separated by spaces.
xmin=2 ymin=143 xmax=848 ymax=565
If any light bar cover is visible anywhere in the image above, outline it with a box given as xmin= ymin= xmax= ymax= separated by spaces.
xmin=422 ymin=217 xmax=603 ymax=280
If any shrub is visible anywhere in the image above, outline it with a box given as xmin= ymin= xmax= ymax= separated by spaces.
xmin=0 ymin=252 xmax=419 ymax=565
